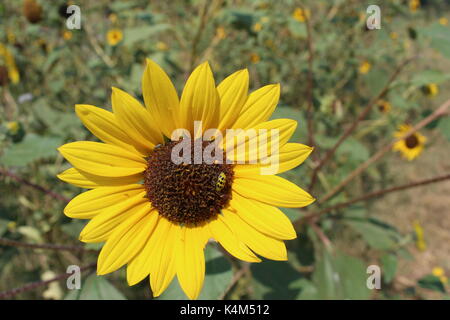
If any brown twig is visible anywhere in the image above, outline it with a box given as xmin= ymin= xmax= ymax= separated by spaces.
xmin=0 ymin=263 xmax=96 ymax=300
xmin=0 ymin=237 xmax=97 ymax=253
xmin=308 ymin=56 xmax=416 ymax=192
xmin=296 ymin=173 xmax=450 ymax=226
xmin=0 ymin=167 xmax=70 ymax=203
xmin=319 ymin=99 xmax=450 ymax=204
xmin=219 ymin=263 xmax=250 ymax=300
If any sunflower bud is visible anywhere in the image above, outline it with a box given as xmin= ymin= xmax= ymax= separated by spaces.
xmin=23 ymin=0 xmax=43 ymax=24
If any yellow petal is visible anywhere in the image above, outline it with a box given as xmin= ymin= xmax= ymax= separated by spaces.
xmin=75 ymin=104 xmax=148 ymax=156
xmin=229 ymin=192 xmax=296 ymax=240
xmin=234 ymin=143 xmax=313 ymax=175
xmin=58 ymin=141 xmax=146 ymax=178
xmin=127 ymin=215 xmax=163 ymax=286
xmin=79 ymin=191 xmax=147 ymax=243
xmin=142 ymin=59 xmax=179 ymax=138
xmin=149 ymin=218 xmax=179 ymax=297
xmin=175 ymin=225 xmax=210 ymax=300
xmin=208 ymin=217 xmax=261 ymax=262
xmin=232 ymin=84 xmax=280 ymax=130
xmin=233 ymin=175 xmax=315 ymax=208
xmin=221 ymin=208 xmax=287 ymax=261
xmin=97 ymin=205 xmax=157 ymax=275
xmin=111 ymin=87 xmax=163 ymax=150
xmin=217 ymin=69 xmax=249 ymax=130
xmin=57 ymin=167 xmax=141 ymax=189
xmin=225 ymin=119 xmax=297 ymax=163
xmin=179 ymin=62 xmax=220 ymax=136
xmin=64 ymin=184 xmax=145 ymax=219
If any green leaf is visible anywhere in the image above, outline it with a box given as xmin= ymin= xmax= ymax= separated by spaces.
xmin=312 ymin=249 xmax=338 ymax=299
xmin=123 ymin=25 xmax=171 ymax=47
xmin=421 ymin=23 xmax=450 ymax=59
xmin=337 ymin=137 xmax=369 ymax=162
xmin=0 ymin=134 xmax=62 ymax=167
xmin=381 ymin=253 xmax=397 ymax=284
xmin=65 ymin=274 xmax=127 ymax=300
xmin=437 ymin=116 xmax=450 ymax=141
xmin=0 ymin=219 xmax=9 ymax=236
xmin=311 ymin=250 xmax=371 ymax=299
xmin=252 ymin=260 xmax=306 ymax=299
xmin=417 ymin=275 xmax=446 ymax=293
xmin=345 ymin=218 xmax=399 ymax=250
xmin=158 ymin=244 xmax=233 ymax=300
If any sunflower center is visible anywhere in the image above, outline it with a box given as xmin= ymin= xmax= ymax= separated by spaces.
xmin=405 ymin=134 xmax=419 ymax=149
xmin=143 ymin=139 xmax=233 ymax=226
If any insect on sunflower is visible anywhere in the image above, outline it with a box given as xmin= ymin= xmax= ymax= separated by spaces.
xmin=57 ymin=59 xmax=315 ymax=299
xmin=392 ymin=124 xmax=426 ymax=161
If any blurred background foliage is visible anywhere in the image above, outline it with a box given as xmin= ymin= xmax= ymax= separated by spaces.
xmin=0 ymin=0 xmax=450 ymax=300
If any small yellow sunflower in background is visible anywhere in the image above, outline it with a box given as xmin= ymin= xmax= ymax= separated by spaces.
xmin=292 ymin=7 xmax=310 ymax=23
xmin=63 ymin=31 xmax=73 ymax=40
xmin=250 ymin=52 xmax=261 ymax=64
xmin=377 ymin=100 xmax=392 ymax=114
xmin=252 ymin=22 xmax=263 ymax=32
xmin=422 ymin=83 xmax=439 ymax=97
xmin=57 ymin=59 xmax=315 ymax=299
xmin=409 ymin=0 xmax=420 ymax=13
xmin=439 ymin=17 xmax=449 ymax=26
xmin=107 ymin=29 xmax=123 ymax=46
xmin=359 ymin=61 xmax=371 ymax=74
xmin=389 ymin=32 xmax=398 ymax=40
xmin=413 ymin=220 xmax=426 ymax=251
xmin=432 ymin=267 xmax=448 ymax=285
xmin=156 ymin=41 xmax=168 ymax=51
xmin=393 ymin=124 xmax=426 ymax=161
xmin=215 ymin=26 xmax=226 ymax=40
xmin=0 ymin=44 xmax=20 ymax=84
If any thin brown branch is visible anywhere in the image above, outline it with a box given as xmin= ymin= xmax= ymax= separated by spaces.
xmin=0 ymin=237 xmax=97 ymax=253
xmin=219 ymin=263 xmax=250 ymax=300
xmin=0 ymin=167 xmax=70 ymax=203
xmin=296 ymin=173 xmax=450 ymax=226
xmin=308 ymin=56 xmax=416 ymax=192
xmin=319 ymin=99 xmax=450 ymax=204
xmin=0 ymin=263 xmax=96 ymax=300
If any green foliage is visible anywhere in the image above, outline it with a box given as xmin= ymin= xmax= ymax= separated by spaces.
xmin=65 ymin=274 xmax=127 ymax=300
xmin=0 ymin=0 xmax=448 ymax=301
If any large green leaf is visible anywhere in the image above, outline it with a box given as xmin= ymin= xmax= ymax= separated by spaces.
xmin=381 ymin=253 xmax=397 ymax=284
xmin=311 ymin=249 xmax=371 ymax=299
xmin=123 ymin=25 xmax=171 ymax=47
xmin=345 ymin=218 xmax=400 ymax=250
xmin=65 ymin=274 xmax=127 ymax=300
xmin=251 ymin=260 xmax=306 ymax=299
xmin=158 ymin=244 xmax=233 ymax=300
xmin=0 ymin=134 xmax=62 ymax=167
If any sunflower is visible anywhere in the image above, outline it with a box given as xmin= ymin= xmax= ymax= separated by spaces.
xmin=57 ymin=60 xmax=315 ymax=299
xmin=377 ymin=100 xmax=392 ymax=114
xmin=392 ymin=124 xmax=426 ymax=161
xmin=107 ymin=29 xmax=123 ymax=46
